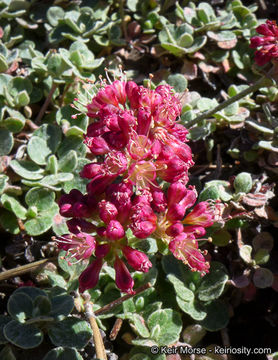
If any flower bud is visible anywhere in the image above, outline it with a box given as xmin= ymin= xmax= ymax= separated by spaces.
xmin=99 ymin=200 xmax=118 ymax=224
xmin=114 ymin=257 xmax=134 ymax=294
xmin=79 ymin=258 xmax=103 ymax=292
xmin=122 ymin=246 xmax=152 ymax=272
xmin=106 ymin=220 xmax=125 ymax=240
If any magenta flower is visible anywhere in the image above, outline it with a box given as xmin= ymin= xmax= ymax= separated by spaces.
xmin=56 ymin=232 xmax=96 ymax=264
xmin=79 ymin=258 xmax=103 ymax=293
xmin=55 ymin=77 xmax=217 ymax=294
xmin=122 ymin=246 xmax=152 ymax=272
xmin=250 ymin=20 xmax=278 ymax=66
xmin=169 ymin=233 xmax=210 ymax=276
xmin=114 ymin=257 xmax=135 ymax=294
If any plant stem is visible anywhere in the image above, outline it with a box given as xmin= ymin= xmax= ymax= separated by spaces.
xmin=85 ymin=301 xmax=107 ymax=360
xmin=35 ymin=83 xmax=57 ymax=123
xmin=187 ymin=76 xmax=272 ymax=127
xmin=0 ymin=257 xmax=57 ymax=281
xmin=95 ymin=282 xmax=152 ymax=316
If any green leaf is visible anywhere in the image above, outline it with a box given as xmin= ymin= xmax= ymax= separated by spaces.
xmin=1 ymin=194 xmax=27 ymax=220
xmin=47 ymin=7 xmax=65 ymax=27
xmin=178 ymin=33 xmax=194 ymax=48
xmin=27 ymin=136 xmax=52 ymax=165
xmin=176 ymin=297 xmax=206 ymax=320
xmin=197 ymin=3 xmax=216 ymax=23
xmin=33 ymin=124 xmax=62 ymax=154
xmin=253 ymin=268 xmax=273 ymax=288
xmin=3 ymin=111 xmax=25 ymax=133
xmin=40 ymin=173 xmax=74 ymax=187
xmin=13 ymin=286 xmax=48 ymax=300
xmin=0 ymin=316 xmax=12 ymax=344
xmin=0 ymin=175 xmax=8 ymax=195
xmin=132 ymin=314 xmax=150 ymax=338
xmin=47 ymin=155 xmax=59 ymax=174
xmin=147 ymin=309 xmax=182 ymax=346
xmin=57 ymin=136 xmax=86 ymax=158
xmin=58 ymin=150 xmax=78 ymax=172
xmin=24 ymin=204 xmax=59 ymax=236
xmin=43 ymin=347 xmax=83 ymax=360
xmin=25 ymin=187 xmax=55 ymax=211
xmin=0 ymin=128 xmax=13 ymax=155
xmin=207 ymin=31 xmax=236 ymax=42
xmin=4 ymin=320 xmax=43 ymax=349
xmin=160 ymin=43 xmax=186 ymax=57
xmin=15 ymin=90 xmax=30 ymax=107
xmin=47 ymin=54 xmax=70 ymax=77
xmin=199 ymin=300 xmax=229 ymax=331
xmin=197 ymin=262 xmax=228 ymax=301
xmin=62 ymin=158 xmax=90 ymax=194
xmin=7 ymin=77 xmax=33 ymax=97
xmin=167 ymin=274 xmax=194 ymax=301
xmin=239 ymin=245 xmax=253 ymax=264
xmin=199 ymin=186 xmax=220 ymax=201
xmin=212 ymin=230 xmax=232 ymax=247
xmin=58 ymin=250 xmax=86 ymax=276
xmin=49 ymin=317 xmax=92 ymax=349
xmin=45 ymin=272 xmax=68 ymax=289
xmin=31 ymin=296 xmax=52 ymax=317
xmin=10 ymin=159 xmax=44 ymax=180
xmin=0 ymin=54 xmax=8 ymax=73
xmin=7 ymin=292 xmax=33 ymax=322
xmin=234 ymin=172 xmax=252 ymax=193
xmin=167 ymin=74 xmax=187 ymax=92
xmin=0 ymin=210 xmax=20 ymax=234
xmin=50 ymin=295 xmax=74 ymax=318
xmin=183 ymin=36 xmax=207 ymax=53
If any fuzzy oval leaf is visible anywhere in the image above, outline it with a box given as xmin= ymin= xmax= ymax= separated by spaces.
xmin=58 ymin=150 xmax=78 ymax=172
xmin=48 ymin=317 xmax=92 ymax=349
xmin=0 ymin=316 xmax=12 ymax=344
xmin=13 ymin=287 xmax=48 ymax=301
xmin=197 ymin=262 xmax=228 ymax=302
xmin=25 ymin=187 xmax=55 ymax=211
xmin=27 ymin=136 xmax=52 ymax=165
xmin=33 ymin=124 xmax=62 ymax=154
xmin=50 ymin=295 xmax=74 ymax=318
xmin=167 ymin=274 xmax=194 ymax=301
xmin=132 ymin=314 xmax=150 ymax=338
xmin=7 ymin=293 xmax=33 ymax=322
xmin=47 ymin=7 xmax=65 ymax=26
xmin=43 ymin=347 xmax=83 ymax=360
xmin=10 ymin=159 xmax=44 ymax=180
xmin=0 ymin=129 xmax=13 ymax=156
xmin=167 ymin=74 xmax=187 ymax=92
xmin=7 ymin=77 xmax=33 ymax=96
xmin=24 ymin=214 xmax=53 ymax=236
xmin=1 ymin=194 xmax=27 ymax=220
xmin=147 ymin=309 xmax=182 ymax=346
xmin=239 ymin=245 xmax=253 ymax=264
xmin=234 ymin=172 xmax=252 ymax=193
xmin=176 ymin=297 xmax=206 ymax=320
xmin=253 ymin=268 xmax=273 ymax=288
xmin=4 ymin=321 xmax=43 ymax=349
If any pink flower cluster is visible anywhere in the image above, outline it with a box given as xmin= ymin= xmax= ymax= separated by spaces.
xmin=56 ymin=79 xmax=214 ymax=294
xmin=250 ymin=20 xmax=278 ymax=66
